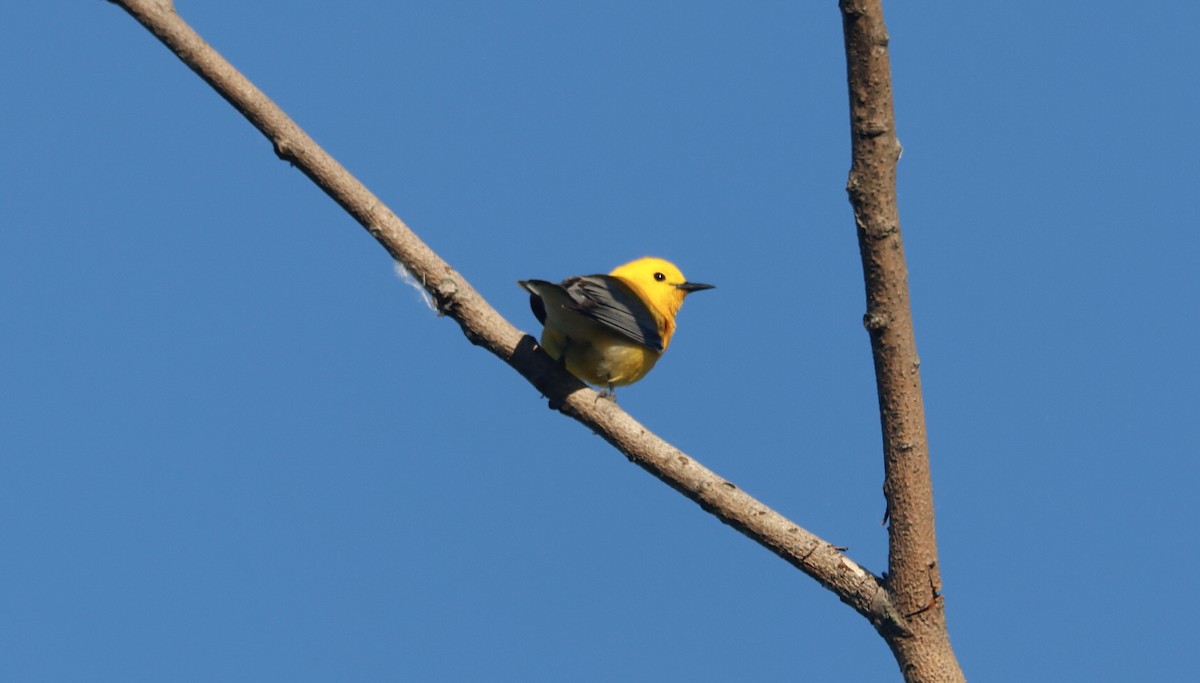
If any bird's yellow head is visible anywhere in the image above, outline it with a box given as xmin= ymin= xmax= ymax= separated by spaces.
xmin=609 ymin=257 xmax=714 ymax=322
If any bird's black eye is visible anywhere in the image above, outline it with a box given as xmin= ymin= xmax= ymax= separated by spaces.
xmin=653 ymin=272 xmax=666 ymax=282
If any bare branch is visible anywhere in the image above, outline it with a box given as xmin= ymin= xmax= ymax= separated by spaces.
xmin=108 ymin=0 xmax=908 ymax=635
xmin=841 ymin=0 xmax=963 ymax=679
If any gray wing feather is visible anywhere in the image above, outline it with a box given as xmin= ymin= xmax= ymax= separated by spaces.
xmin=564 ymin=275 xmax=664 ymax=351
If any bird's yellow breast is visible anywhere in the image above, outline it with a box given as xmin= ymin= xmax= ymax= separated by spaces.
xmin=540 ymin=324 xmax=661 ymax=387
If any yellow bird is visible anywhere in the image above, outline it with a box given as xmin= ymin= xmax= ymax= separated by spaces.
xmin=518 ymin=257 xmax=714 ymax=395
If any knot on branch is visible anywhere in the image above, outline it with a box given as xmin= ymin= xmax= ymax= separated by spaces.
xmin=845 ymin=174 xmax=862 ymax=198
xmin=430 ymin=277 xmax=460 ymax=316
xmin=858 ymin=121 xmax=889 ymax=138
xmin=861 ymin=221 xmax=900 ymax=241
xmin=863 ymin=310 xmax=889 ymax=332
xmin=272 ymin=137 xmax=299 ymax=164
xmin=838 ymin=0 xmax=864 ymax=18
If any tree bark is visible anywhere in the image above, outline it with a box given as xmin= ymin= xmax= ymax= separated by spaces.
xmin=841 ymin=0 xmax=964 ymax=680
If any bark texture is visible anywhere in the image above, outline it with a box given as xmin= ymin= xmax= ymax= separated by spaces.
xmin=841 ymin=0 xmax=964 ymax=680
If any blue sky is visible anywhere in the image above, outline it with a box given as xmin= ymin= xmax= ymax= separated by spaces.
xmin=2 ymin=2 xmax=1197 ymax=680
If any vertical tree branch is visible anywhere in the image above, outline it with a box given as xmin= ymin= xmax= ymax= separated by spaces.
xmin=841 ymin=1 xmax=963 ymax=680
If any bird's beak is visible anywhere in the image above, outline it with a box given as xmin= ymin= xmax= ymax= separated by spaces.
xmin=676 ymin=281 xmax=715 ymax=293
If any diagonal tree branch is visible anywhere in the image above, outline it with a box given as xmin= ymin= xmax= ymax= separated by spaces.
xmin=842 ymin=0 xmax=963 ymax=679
xmin=107 ymin=0 xmax=910 ymax=637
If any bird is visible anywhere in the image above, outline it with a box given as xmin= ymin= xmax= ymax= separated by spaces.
xmin=518 ymin=257 xmax=713 ymax=396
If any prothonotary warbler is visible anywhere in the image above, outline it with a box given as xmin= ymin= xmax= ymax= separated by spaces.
xmin=518 ymin=257 xmax=714 ymax=395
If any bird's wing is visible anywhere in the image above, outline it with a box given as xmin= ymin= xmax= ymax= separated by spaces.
xmin=562 ymin=275 xmax=664 ymax=351
xmin=518 ymin=279 xmax=550 ymax=325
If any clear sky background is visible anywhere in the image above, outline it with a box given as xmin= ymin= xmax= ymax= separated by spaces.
xmin=2 ymin=2 xmax=1196 ymax=681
